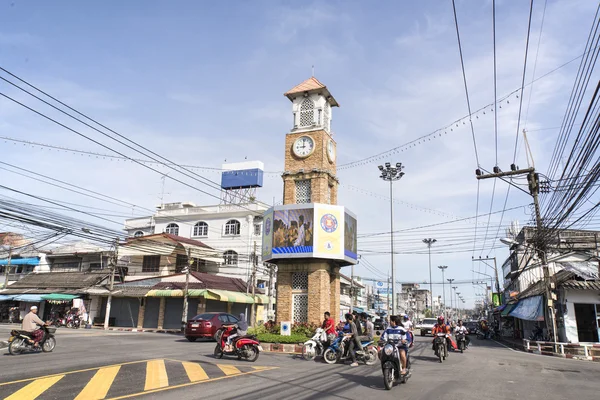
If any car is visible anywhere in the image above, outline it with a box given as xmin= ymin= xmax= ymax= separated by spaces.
xmin=184 ymin=312 xmax=239 ymax=342
xmin=417 ymin=318 xmax=438 ymax=336
xmin=464 ymin=321 xmax=479 ymax=335
xmin=374 ymin=318 xmax=385 ymax=331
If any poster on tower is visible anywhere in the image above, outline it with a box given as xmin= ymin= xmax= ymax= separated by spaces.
xmin=262 ymin=209 xmax=273 ymax=259
xmin=314 ymin=204 xmax=343 ymax=259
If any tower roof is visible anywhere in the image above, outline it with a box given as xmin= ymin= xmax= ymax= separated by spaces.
xmin=284 ymin=77 xmax=339 ymax=107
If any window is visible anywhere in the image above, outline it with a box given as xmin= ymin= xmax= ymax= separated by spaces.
xmin=142 ymin=255 xmax=161 ymax=273
xmin=175 ymin=254 xmax=188 ymax=273
xmin=165 ymin=223 xmax=179 ymax=235
xmin=223 ymin=250 xmax=238 ymax=266
xmin=324 ymin=103 xmax=330 ymax=132
xmin=51 ymin=261 xmax=81 ymax=272
xmin=299 ymin=98 xmax=314 ymax=127
xmin=224 ymin=220 xmax=240 ymax=236
xmin=295 ymin=180 xmax=312 ymax=203
xmin=193 ymin=221 xmax=209 ymax=237
xmin=254 ymin=223 xmax=261 ymax=236
xmin=133 ymin=231 xmax=144 ymax=238
xmin=228 ymin=314 xmax=239 ymax=323
xmin=219 ymin=314 xmax=229 ymax=323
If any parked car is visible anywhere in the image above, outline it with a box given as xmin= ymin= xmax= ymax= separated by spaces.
xmin=417 ymin=318 xmax=438 ymax=336
xmin=184 ymin=312 xmax=239 ymax=342
xmin=464 ymin=321 xmax=479 ymax=335
xmin=374 ymin=318 xmax=385 ymax=332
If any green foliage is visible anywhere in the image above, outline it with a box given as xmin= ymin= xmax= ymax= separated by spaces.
xmin=260 ymin=321 xmax=319 ymax=337
xmin=256 ymin=333 xmax=309 ymax=344
xmin=424 ymin=309 xmax=434 ymax=318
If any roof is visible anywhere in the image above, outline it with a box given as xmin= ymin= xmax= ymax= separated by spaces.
xmin=154 ymin=272 xmax=248 ymax=292
xmin=562 ymin=280 xmax=600 ymax=291
xmin=6 ymin=272 xmax=110 ymax=289
xmin=284 ymin=77 xmax=339 ymax=107
xmin=125 ymin=233 xmax=213 ymax=249
xmin=48 ymin=241 xmax=108 ymax=256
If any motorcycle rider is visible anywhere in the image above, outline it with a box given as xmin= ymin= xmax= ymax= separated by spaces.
xmin=322 ymin=311 xmax=337 ymax=343
xmin=402 ymin=314 xmax=414 ymax=348
xmin=225 ymin=313 xmax=248 ymax=352
xmin=381 ymin=315 xmax=410 ymax=375
xmin=21 ymin=306 xmax=47 ymax=347
xmin=454 ymin=320 xmax=471 ymax=348
xmin=431 ymin=316 xmax=457 ymax=351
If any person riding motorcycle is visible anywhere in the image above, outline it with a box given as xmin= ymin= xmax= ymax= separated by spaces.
xmin=21 ymin=306 xmax=48 ymax=347
xmin=225 ymin=313 xmax=248 ymax=352
xmin=454 ymin=320 xmax=471 ymax=348
xmin=401 ymin=314 xmax=414 ymax=348
xmin=381 ymin=315 xmax=411 ymax=375
xmin=479 ymin=319 xmax=490 ymax=339
xmin=431 ymin=316 xmax=457 ymax=351
xmin=322 ymin=311 xmax=337 ymax=343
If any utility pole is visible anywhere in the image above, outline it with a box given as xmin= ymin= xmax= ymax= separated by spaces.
xmin=3 ymin=245 xmax=12 ymax=289
xmin=447 ymin=278 xmax=455 ymax=316
xmin=451 ymin=286 xmax=458 ymax=319
xmin=473 ymin=257 xmax=501 ymax=303
xmin=181 ymin=248 xmax=192 ymax=332
xmin=386 ymin=274 xmax=390 ymax=318
xmin=350 ymin=263 xmax=354 ymax=313
xmin=378 ymin=163 xmax=405 ymax=315
xmin=477 ymin=166 xmax=556 ymax=342
xmin=250 ymin=242 xmax=257 ymax=326
xmin=266 ymin=262 xmax=276 ymax=321
xmin=438 ymin=265 xmax=448 ymax=316
xmin=423 ymin=238 xmax=436 ymax=312
xmin=104 ymin=238 xmax=119 ymax=330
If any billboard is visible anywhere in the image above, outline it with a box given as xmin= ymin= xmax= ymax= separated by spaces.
xmin=262 ymin=203 xmax=357 ymax=265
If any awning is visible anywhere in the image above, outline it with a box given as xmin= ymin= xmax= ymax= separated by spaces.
xmin=0 ymin=295 xmax=15 ymax=301
xmin=146 ymin=289 xmax=206 ymax=297
xmin=206 ymin=289 xmax=254 ymax=304
xmin=12 ymin=294 xmax=45 ymax=302
xmin=501 ymin=303 xmax=517 ymax=317
xmin=509 ymin=295 xmax=544 ymax=321
xmin=353 ymin=307 xmax=364 ymax=313
xmin=493 ymin=304 xmax=506 ymax=313
xmin=253 ymin=294 xmax=275 ymax=305
xmin=41 ymin=294 xmax=79 ymax=301
xmin=0 ymin=257 xmax=39 ymax=266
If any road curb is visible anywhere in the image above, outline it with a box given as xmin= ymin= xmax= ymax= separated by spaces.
xmin=0 ymin=340 xmax=8 ymax=349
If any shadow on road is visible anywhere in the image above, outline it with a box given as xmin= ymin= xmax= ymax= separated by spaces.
xmin=335 ymin=372 xmax=386 ymax=391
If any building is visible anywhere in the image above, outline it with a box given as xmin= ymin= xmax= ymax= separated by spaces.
xmin=398 ymin=283 xmax=430 ymax=321
xmin=1 ymin=232 xmax=50 ymax=288
xmin=124 ymin=201 xmax=269 ymax=283
xmin=501 ymin=227 xmax=600 ymax=343
xmin=340 ymin=274 xmax=366 ymax=318
xmin=263 ymin=77 xmax=358 ymax=325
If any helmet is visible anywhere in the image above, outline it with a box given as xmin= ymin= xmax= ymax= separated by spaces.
xmin=403 ymin=314 xmax=409 ymax=320
xmin=437 ymin=315 xmax=445 ymax=324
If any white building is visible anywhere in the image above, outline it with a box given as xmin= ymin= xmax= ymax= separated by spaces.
xmin=124 ymin=201 xmax=269 ymax=284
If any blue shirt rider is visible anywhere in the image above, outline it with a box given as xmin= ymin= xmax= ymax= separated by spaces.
xmin=380 ymin=315 xmax=411 ymax=375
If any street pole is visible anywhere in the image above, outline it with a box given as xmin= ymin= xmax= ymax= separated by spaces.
xmin=473 ymin=257 xmax=502 ymax=301
xmin=181 ymin=248 xmax=192 ymax=332
xmin=251 ymin=242 xmax=257 ymax=326
xmin=378 ymin=162 xmax=405 ymax=316
xmin=438 ymin=266 xmax=448 ymax=316
xmin=451 ymin=286 xmax=458 ymax=319
xmin=423 ymin=238 xmax=436 ymax=312
xmin=447 ymin=278 xmax=455 ymax=317
xmin=266 ymin=262 xmax=276 ymax=321
xmin=386 ymin=274 xmax=390 ymax=318
xmin=350 ymin=263 xmax=354 ymax=314
xmin=104 ymin=238 xmax=119 ymax=330
xmin=3 ymin=245 xmax=12 ymax=289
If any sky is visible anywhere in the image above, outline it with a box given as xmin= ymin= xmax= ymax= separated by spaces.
xmin=1 ymin=0 xmax=599 ymax=308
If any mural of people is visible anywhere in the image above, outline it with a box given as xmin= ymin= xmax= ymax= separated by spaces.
xmin=344 ymin=213 xmax=358 ymax=257
xmin=272 ymin=208 xmax=314 ymax=252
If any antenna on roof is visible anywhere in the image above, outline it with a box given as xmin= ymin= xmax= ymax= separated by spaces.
xmin=312 ymin=65 xmax=315 ymax=77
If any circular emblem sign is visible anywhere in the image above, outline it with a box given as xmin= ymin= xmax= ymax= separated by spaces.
xmin=320 ymin=214 xmax=338 ymax=233
xmin=265 ymin=217 xmax=271 ymax=235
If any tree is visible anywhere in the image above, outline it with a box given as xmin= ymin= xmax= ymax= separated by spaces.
xmin=424 ymin=309 xmax=433 ymax=318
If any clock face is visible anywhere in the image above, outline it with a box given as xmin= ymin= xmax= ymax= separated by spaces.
xmin=293 ymin=136 xmax=315 ymax=158
xmin=327 ymin=139 xmax=336 ymax=163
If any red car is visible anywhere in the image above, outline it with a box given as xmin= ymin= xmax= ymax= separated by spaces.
xmin=185 ymin=312 xmax=239 ymax=342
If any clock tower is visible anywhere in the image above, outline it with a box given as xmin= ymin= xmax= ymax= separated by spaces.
xmin=283 ymin=77 xmax=339 ymax=206
xmin=261 ymin=77 xmax=358 ymax=326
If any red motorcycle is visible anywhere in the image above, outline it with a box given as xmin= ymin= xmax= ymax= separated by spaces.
xmin=214 ymin=325 xmax=262 ymax=362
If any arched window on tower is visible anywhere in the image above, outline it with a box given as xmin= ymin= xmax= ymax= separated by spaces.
xmin=133 ymin=231 xmax=144 ymax=238
xmin=165 ymin=223 xmax=179 ymax=235
xmin=299 ymin=98 xmax=314 ymax=127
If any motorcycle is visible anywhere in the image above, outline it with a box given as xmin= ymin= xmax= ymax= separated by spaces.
xmin=302 ymin=328 xmax=327 ymax=361
xmin=433 ymin=332 xmax=448 ymax=363
xmin=529 ymin=326 xmax=547 ymax=341
xmin=213 ymin=326 xmax=262 ymax=362
xmin=66 ymin=314 xmax=81 ymax=329
xmin=380 ymin=339 xmax=411 ymax=390
xmin=8 ymin=326 xmax=57 ymax=355
xmin=456 ymin=332 xmax=466 ymax=353
xmin=323 ymin=334 xmax=378 ymax=365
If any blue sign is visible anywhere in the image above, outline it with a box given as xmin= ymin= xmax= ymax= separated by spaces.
xmin=376 ymin=281 xmax=384 ymax=287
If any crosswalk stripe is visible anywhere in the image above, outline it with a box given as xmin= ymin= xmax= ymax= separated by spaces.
xmin=217 ymin=364 xmax=242 ymax=376
xmin=144 ymin=360 xmax=169 ymax=391
xmin=182 ymin=362 xmax=209 ymax=382
xmin=74 ymin=366 xmax=121 ymax=400
xmin=4 ymin=375 xmax=64 ymax=400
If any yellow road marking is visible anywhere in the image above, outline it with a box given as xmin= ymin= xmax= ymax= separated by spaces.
xmin=74 ymin=366 xmax=121 ymax=400
xmin=0 ymin=358 xmax=160 ymax=387
xmin=5 ymin=375 xmax=64 ymax=400
xmin=144 ymin=360 xmax=168 ymax=391
xmin=106 ymin=367 xmax=279 ymax=400
xmin=217 ymin=364 xmax=241 ymax=375
xmin=182 ymin=362 xmax=209 ymax=382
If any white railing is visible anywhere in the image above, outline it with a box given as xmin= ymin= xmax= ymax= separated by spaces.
xmin=523 ymin=339 xmax=600 ymax=359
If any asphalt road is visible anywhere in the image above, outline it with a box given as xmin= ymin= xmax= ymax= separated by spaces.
xmin=0 ymin=325 xmax=598 ymax=400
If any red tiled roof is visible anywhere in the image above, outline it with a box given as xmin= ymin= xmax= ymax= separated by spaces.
xmin=154 ymin=272 xmax=247 ymax=292
xmin=284 ymin=77 xmax=326 ymax=96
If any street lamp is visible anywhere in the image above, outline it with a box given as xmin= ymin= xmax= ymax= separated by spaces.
xmin=438 ymin=265 xmax=448 ymax=316
xmin=451 ymin=285 xmax=457 ymax=318
xmin=447 ymin=278 xmax=455 ymax=316
xmin=378 ymin=162 xmax=405 ymax=315
xmin=423 ymin=238 xmax=436 ymax=312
